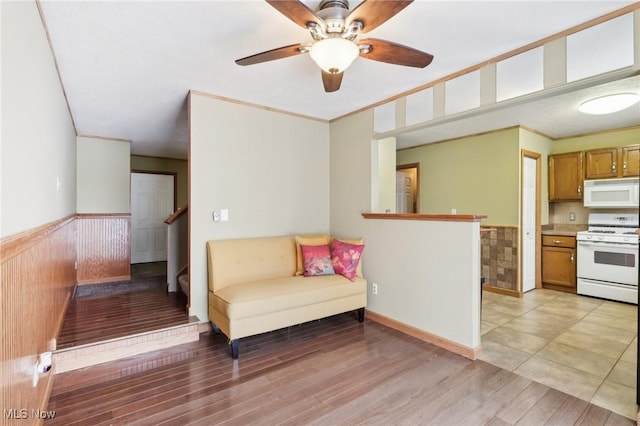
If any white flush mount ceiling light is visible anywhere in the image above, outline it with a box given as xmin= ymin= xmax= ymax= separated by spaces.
xmin=578 ymin=93 xmax=640 ymax=115
xmin=309 ymin=37 xmax=360 ymax=74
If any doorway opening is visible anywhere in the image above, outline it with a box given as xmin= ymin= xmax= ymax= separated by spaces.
xmin=396 ymin=163 xmax=420 ymax=214
xmin=520 ymin=150 xmax=541 ymax=294
xmin=130 ymin=171 xmax=177 ymax=265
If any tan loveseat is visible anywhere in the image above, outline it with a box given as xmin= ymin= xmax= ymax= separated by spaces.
xmin=206 ymin=235 xmax=367 ymax=359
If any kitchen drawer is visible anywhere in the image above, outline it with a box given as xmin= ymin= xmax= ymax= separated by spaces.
xmin=542 ymin=235 xmax=576 ymax=248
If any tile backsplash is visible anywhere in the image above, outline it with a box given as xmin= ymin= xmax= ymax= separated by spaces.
xmin=549 ymin=201 xmax=638 ymax=225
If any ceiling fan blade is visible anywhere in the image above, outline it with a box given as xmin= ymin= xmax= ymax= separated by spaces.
xmin=265 ymin=0 xmax=324 ymax=29
xmin=236 ymin=43 xmax=307 ymax=66
xmin=359 ymin=38 xmax=433 ymax=68
xmin=346 ymin=0 xmax=413 ymax=33
xmin=322 ymin=70 xmax=343 ymax=92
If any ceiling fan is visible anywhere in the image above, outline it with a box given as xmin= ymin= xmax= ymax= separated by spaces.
xmin=235 ymin=0 xmax=434 ymax=92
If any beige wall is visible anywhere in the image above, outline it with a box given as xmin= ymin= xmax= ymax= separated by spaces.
xmin=377 ymin=137 xmax=396 ymax=213
xmin=330 ymin=112 xmax=481 ymax=351
xmin=77 ymin=136 xmax=131 ymax=214
xmin=189 ymin=93 xmax=331 ymax=320
xmin=1 ymin=1 xmax=77 ymax=238
xmin=130 ymin=155 xmax=188 ymax=208
xmin=551 ymin=126 xmax=640 ymax=154
xmin=397 ymin=128 xmax=520 ymax=225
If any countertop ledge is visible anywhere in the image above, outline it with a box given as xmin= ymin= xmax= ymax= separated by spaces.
xmin=362 ymin=213 xmax=488 ymax=222
xmin=541 ymin=224 xmax=587 ymax=237
xmin=541 ymin=230 xmax=580 ymax=236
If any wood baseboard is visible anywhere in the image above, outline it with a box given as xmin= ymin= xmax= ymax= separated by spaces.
xmin=53 ymin=292 xmax=72 ymax=349
xmin=366 ymin=310 xmax=481 ymax=360
xmin=483 ymin=285 xmax=521 ymax=298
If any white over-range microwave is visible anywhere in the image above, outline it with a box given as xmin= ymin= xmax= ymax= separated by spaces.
xmin=583 ymin=177 xmax=639 ymax=208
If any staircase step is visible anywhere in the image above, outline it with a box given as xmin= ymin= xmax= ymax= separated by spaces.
xmin=52 ymin=321 xmax=200 ymax=374
xmin=178 ymin=274 xmax=189 ymax=294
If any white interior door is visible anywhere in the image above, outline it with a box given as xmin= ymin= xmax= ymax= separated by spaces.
xmin=522 ymin=156 xmax=537 ymax=293
xmin=131 ymin=173 xmax=174 ymax=264
xmin=396 ymin=171 xmax=413 ymax=213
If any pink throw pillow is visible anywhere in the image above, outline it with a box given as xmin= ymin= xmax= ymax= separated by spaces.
xmin=300 ymin=244 xmax=335 ymax=277
xmin=331 ymin=239 xmax=365 ymax=281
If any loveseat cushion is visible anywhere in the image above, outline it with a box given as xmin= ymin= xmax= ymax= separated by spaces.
xmin=207 ymin=236 xmax=297 ymax=292
xmin=211 ymin=274 xmax=366 ymax=321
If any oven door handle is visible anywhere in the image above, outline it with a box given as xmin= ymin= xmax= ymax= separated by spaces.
xmin=577 ymin=240 xmax=638 ymax=249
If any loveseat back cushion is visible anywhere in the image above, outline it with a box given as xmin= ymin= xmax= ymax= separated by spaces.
xmin=207 ymin=236 xmax=297 ymax=292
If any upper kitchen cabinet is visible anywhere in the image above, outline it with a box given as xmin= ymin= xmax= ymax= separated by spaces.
xmin=585 ymin=148 xmax=618 ymax=179
xmin=621 ymin=145 xmax=640 ymax=177
xmin=549 ymin=151 xmax=584 ymax=201
xmin=585 ymin=145 xmax=640 ymax=179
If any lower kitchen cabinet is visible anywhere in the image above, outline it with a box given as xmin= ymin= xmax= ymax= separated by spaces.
xmin=541 ymin=235 xmax=577 ymax=292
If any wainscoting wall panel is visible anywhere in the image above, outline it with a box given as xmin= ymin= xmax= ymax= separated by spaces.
xmin=76 ymin=214 xmax=131 ymax=285
xmin=0 ymin=216 xmax=77 ymax=418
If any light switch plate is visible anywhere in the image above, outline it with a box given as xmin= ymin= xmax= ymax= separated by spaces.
xmin=220 ymin=209 xmax=229 ymax=222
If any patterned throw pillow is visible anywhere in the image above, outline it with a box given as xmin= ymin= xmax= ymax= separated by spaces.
xmin=300 ymin=244 xmax=335 ymax=277
xmin=294 ymin=235 xmax=332 ymax=276
xmin=330 ymin=239 xmax=365 ymax=281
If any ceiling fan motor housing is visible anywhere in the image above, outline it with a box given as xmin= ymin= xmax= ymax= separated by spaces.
xmin=318 ymin=0 xmax=350 ymax=34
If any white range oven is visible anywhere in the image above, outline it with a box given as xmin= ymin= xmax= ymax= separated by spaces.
xmin=577 ymin=213 xmax=639 ymax=305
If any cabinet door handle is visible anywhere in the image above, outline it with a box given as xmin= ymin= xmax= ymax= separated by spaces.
xmin=612 ymin=161 xmax=617 ymax=172
xmin=553 ymin=240 xmax=562 ymax=244
xmin=624 ymin=161 xmax=627 ymax=170
xmin=570 ymin=253 xmax=575 ymax=263
xmin=577 ymin=185 xmax=581 ymax=194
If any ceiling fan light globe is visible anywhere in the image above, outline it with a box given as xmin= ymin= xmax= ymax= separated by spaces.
xmin=309 ymin=37 xmax=359 ymax=74
xmin=578 ymin=93 xmax=640 ymax=115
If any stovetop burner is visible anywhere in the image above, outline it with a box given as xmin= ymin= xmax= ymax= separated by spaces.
xmin=577 ymin=213 xmax=639 ymax=244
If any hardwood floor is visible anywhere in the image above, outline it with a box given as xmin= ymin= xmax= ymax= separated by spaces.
xmin=47 ymin=313 xmax=634 ymax=425
xmin=58 ymin=279 xmax=188 ymax=350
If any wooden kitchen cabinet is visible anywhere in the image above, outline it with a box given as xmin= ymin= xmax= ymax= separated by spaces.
xmin=584 ymin=145 xmax=640 ymax=179
xmin=548 ymin=152 xmax=583 ymax=201
xmin=542 ymin=235 xmax=576 ymax=292
xmin=621 ymin=145 xmax=640 ymax=177
xmin=585 ymin=148 xmax=618 ymax=179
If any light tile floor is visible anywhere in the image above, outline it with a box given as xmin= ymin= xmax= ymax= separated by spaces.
xmin=481 ymin=288 xmax=637 ymax=420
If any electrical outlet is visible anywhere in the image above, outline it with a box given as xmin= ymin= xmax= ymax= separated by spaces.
xmin=569 ymin=212 xmax=576 ymax=222
xmin=372 ymin=283 xmax=378 ymax=295
xmin=212 ymin=211 xmax=220 ymax=222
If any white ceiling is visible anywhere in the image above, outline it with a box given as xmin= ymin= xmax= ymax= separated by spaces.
xmin=38 ymin=1 xmax=639 ymax=159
